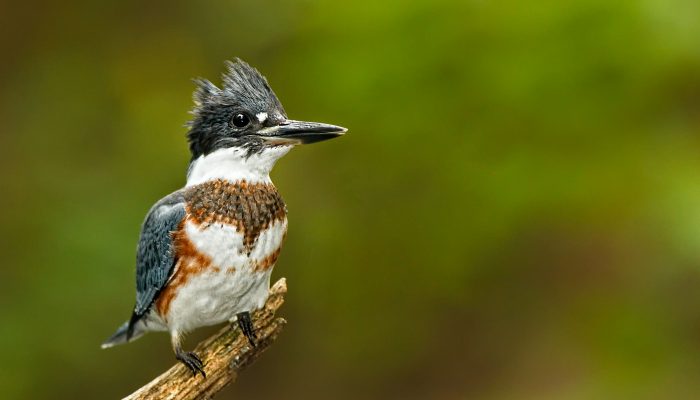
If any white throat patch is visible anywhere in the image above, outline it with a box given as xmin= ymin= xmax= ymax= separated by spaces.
xmin=186 ymin=146 xmax=292 ymax=186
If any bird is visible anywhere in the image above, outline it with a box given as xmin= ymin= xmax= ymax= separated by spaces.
xmin=101 ymin=58 xmax=346 ymax=377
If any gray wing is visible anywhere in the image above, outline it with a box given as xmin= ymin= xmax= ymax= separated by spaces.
xmin=128 ymin=191 xmax=186 ymax=333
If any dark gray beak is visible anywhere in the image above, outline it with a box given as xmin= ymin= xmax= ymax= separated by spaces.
xmin=259 ymin=119 xmax=347 ymax=145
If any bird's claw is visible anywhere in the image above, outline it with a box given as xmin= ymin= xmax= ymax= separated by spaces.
xmin=176 ymin=350 xmax=206 ymax=378
xmin=237 ymin=311 xmax=257 ymax=347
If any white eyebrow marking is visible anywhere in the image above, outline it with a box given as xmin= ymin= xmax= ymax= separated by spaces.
xmin=256 ymin=112 xmax=268 ymax=123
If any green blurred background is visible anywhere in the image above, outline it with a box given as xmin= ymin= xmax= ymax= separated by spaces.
xmin=1 ymin=0 xmax=700 ymax=398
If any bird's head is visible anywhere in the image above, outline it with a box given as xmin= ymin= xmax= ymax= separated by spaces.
xmin=186 ymin=58 xmax=346 ymax=160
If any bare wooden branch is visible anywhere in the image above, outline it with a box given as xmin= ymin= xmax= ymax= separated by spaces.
xmin=124 ymin=278 xmax=288 ymax=400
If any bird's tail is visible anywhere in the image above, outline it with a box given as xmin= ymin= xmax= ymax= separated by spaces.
xmin=100 ymin=320 xmax=146 ymax=349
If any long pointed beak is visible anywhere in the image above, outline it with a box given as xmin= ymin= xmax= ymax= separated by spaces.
xmin=259 ymin=119 xmax=347 ymax=145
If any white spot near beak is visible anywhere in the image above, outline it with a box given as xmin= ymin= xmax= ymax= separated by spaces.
xmin=256 ymin=112 xmax=268 ymax=123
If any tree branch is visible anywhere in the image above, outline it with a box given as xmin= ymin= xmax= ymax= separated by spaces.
xmin=124 ymin=278 xmax=288 ymax=400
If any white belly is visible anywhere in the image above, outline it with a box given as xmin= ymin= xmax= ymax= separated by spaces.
xmin=165 ymin=218 xmax=287 ymax=333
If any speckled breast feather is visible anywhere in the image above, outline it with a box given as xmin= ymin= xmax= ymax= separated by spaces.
xmin=185 ymin=179 xmax=287 ymax=251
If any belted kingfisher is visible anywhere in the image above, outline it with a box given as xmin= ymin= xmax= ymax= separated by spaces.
xmin=101 ymin=58 xmax=346 ymax=377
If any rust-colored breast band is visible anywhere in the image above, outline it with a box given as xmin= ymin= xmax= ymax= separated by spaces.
xmin=155 ymin=226 xmax=212 ymax=318
xmin=184 ymin=179 xmax=287 ymax=251
xmin=253 ymin=246 xmax=283 ymax=273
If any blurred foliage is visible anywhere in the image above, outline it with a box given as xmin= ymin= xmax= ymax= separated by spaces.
xmin=1 ymin=0 xmax=700 ymax=398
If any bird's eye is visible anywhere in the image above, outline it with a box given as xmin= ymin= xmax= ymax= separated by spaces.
xmin=232 ymin=113 xmax=250 ymax=128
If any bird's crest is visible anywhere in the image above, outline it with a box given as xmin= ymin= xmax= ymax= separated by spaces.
xmin=191 ymin=58 xmax=284 ymax=114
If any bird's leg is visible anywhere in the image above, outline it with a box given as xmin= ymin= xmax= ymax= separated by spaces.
xmin=236 ymin=311 xmax=257 ymax=347
xmin=171 ymin=332 xmax=206 ymax=378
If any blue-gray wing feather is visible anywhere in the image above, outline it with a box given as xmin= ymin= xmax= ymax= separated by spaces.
xmin=130 ymin=191 xmax=186 ymax=324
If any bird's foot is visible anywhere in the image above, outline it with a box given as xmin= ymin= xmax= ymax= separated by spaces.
xmin=237 ymin=311 xmax=257 ymax=347
xmin=176 ymin=349 xmax=206 ymax=378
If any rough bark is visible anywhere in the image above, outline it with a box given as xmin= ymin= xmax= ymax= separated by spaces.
xmin=124 ymin=278 xmax=288 ymax=400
